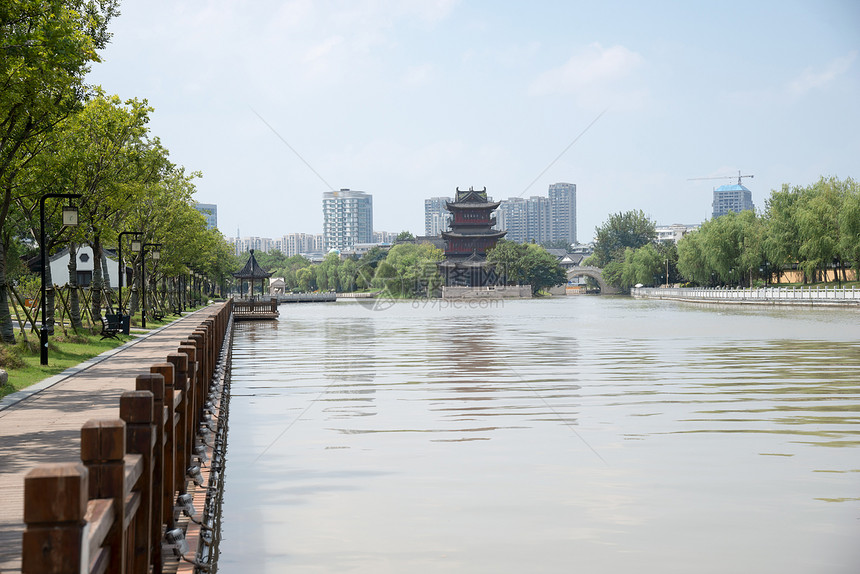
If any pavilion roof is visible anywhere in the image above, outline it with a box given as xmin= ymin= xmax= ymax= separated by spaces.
xmin=232 ymin=249 xmax=273 ymax=279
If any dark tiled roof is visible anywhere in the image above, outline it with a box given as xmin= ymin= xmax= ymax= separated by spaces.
xmin=232 ymin=249 xmax=272 ymax=279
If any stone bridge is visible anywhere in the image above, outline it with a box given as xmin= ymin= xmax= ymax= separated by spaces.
xmin=566 ymin=266 xmax=620 ymax=294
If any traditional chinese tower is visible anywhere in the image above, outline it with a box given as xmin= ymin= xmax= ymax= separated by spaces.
xmin=438 ymin=187 xmax=506 ymax=286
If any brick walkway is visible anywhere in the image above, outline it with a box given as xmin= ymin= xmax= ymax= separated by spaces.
xmin=0 ymin=307 xmax=219 ymax=573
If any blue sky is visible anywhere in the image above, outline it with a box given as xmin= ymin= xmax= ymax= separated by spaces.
xmin=87 ymin=0 xmax=860 ymax=242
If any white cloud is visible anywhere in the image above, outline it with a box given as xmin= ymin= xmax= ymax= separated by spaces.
xmin=529 ymin=43 xmax=646 ymax=109
xmin=303 ymin=36 xmax=345 ymax=65
xmin=411 ymin=0 xmax=460 ymax=23
xmin=788 ymin=51 xmax=857 ymax=96
xmin=402 ymin=63 xmax=435 ymax=87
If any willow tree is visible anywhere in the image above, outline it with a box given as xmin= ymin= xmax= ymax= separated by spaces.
xmin=838 ymin=179 xmax=860 ymax=279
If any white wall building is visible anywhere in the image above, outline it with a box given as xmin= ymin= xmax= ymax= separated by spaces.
xmin=49 ymin=245 xmax=121 ymax=289
xmin=656 ymin=224 xmax=700 ymax=244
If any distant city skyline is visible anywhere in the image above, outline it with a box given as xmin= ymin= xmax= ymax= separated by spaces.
xmin=479 ymin=182 xmax=578 ymax=244
xmin=105 ymin=2 xmax=858 ymax=242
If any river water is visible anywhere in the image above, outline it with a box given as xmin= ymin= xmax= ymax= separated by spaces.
xmin=217 ymin=297 xmax=860 ymax=573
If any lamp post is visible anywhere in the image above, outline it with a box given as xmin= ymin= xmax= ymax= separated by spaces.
xmin=141 ymin=243 xmax=161 ymax=329
xmin=117 ymin=231 xmax=143 ymax=315
xmin=40 ymin=193 xmax=81 ymax=365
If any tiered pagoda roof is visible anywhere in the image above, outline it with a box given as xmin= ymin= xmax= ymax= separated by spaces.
xmin=445 ymin=186 xmax=502 ymax=210
xmin=232 ymin=249 xmax=272 ymax=279
xmin=441 ymin=187 xmax=506 ymax=261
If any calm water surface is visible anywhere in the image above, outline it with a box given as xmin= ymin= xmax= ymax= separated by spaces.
xmin=218 ymin=297 xmax=860 ymax=573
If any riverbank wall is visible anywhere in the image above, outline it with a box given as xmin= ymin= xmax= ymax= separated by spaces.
xmin=632 ymin=286 xmax=860 ymax=307
xmin=442 ymin=285 xmax=533 ymax=299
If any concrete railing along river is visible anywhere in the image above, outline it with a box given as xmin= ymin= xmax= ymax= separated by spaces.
xmin=632 ymin=285 xmax=860 ymax=306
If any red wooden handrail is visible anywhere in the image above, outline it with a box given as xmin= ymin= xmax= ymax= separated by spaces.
xmin=22 ymin=301 xmax=233 ymax=574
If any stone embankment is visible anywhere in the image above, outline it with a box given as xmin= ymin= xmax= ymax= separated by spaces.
xmin=632 ymin=286 xmax=860 ymax=307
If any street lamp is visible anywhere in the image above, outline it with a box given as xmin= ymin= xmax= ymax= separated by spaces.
xmin=117 ymin=231 xmax=143 ymax=315
xmin=141 ymin=242 xmax=162 ymax=329
xmin=40 ymin=193 xmax=81 ymax=365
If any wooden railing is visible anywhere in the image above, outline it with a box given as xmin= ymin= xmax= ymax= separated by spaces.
xmin=232 ymin=297 xmax=279 ymax=319
xmin=21 ymin=300 xmax=233 ymax=574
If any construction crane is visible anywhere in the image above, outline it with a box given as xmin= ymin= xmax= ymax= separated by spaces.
xmin=688 ymin=170 xmax=754 ymax=186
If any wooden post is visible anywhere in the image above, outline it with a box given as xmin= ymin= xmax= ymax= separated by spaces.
xmin=166 ymin=352 xmax=189 ymax=495
xmin=178 ymin=343 xmax=198 ymax=487
xmin=22 ymin=463 xmax=89 ymax=574
xmin=189 ymin=332 xmax=208 ymax=425
xmin=150 ymin=362 xmax=177 ymax=531
xmin=80 ymin=419 xmax=127 ymax=574
xmin=136 ymin=373 xmax=166 ymax=574
xmin=120 ymin=391 xmax=155 ymax=574
xmin=204 ymin=318 xmax=216 ymax=375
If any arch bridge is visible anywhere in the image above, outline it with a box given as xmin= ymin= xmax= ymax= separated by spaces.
xmin=566 ymin=266 xmax=620 ymax=295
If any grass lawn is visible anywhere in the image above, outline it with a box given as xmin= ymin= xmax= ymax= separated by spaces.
xmin=0 ymin=332 xmax=129 ymax=399
xmin=0 ymin=306 xmax=205 ymax=400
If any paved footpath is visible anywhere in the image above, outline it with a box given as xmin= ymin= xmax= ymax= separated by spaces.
xmin=0 ymin=307 xmax=220 ymax=573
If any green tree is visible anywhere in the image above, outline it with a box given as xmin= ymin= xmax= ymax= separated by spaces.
xmin=486 ymin=240 xmax=528 ymax=285
xmin=837 ymin=178 xmax=860 ymax=279
xmin=315 ymin=252 xmax=342 ymax=291
xmin=521 ymin=243 xmax=568 ymax=294
xmin=0 ymin=0 xmax=119 ymax=342
xmin=372 ymin=260 xmax=398 ymax=294
xmin=338 ymin=258 xmax=357 ymax=292
xmin=763 ymin=184 xmax=805 ymax=283
xmin=487 ymin=240 xmax=567 ymax=295
xmin=677 ymin=229 xmax=712 ymax=286
xmin=296 ymin=267 xmax=315 ymax=292
xmin=373 ymin=243 xmax=443 ymax=297
xmin=796 ymin=178 xmax=842 ymax=283
xmin=592 ymin=210 xmax=656 ymax=267
xmin=540 ymin=239 xmax=573 ymax=250
xmin=602 ymin=244 xmax=664 ymax=291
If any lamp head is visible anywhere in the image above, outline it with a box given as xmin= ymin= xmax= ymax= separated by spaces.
xmin=62 ymin=205 xmax=78 ymax=226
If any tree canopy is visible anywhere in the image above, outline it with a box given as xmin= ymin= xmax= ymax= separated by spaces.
xmin=0 ymin=2 xmax=238 ymax=341
xmin=676 ymin=176 xmax=859 ymax=286
xmin=487 ymin=240 xmax=567 ymax=295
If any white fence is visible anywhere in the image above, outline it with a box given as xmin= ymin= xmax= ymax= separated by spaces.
xmin=631 ymin=286 xmax=860 ymax=305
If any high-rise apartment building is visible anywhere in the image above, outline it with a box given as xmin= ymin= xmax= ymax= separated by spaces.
xmin=526 ymin=195 xmax=551 ymax=243
xmin=275 ymin=233 xmax=322 ymax=257
xmin=424 ymin=197 xmax=453 ymax=236
xmin=712 ymin=184 xmax=755 ymax=219
xmin=493 ymin=183 xmax=575 ymax=245
xmin=228 ymin=236 xmax=273 ymax=255
xmin=498 ymin=197 xmax=528 ymax=242
xmin=373 ymin=231 xmax=397 ymax=244
xmin=323 ymin=189 xmax=373 ymax=251
xmin=193 ymin=203 xmax=218 ymax=230
xmin=548 ymin=182 xmax=576 ymax=244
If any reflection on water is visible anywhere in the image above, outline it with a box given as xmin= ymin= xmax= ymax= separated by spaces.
xmin=220 ymin=298 xmax=860 ymax=574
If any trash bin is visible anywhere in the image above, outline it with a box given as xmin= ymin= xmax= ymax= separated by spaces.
xmin=121 ymin=314 xmax=130 ymax=335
